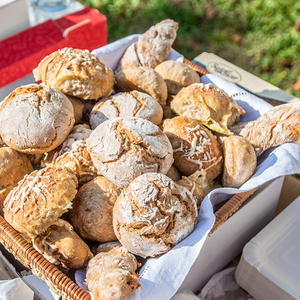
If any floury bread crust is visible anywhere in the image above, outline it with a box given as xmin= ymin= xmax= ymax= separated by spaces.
xmin=33 ymin=48 xmax=115 ymax=100
xmin=86 ymin=117 xmax=174 ymax=189
xmin=163 ymin=116 xmax=223 ymax=179
xmin=89 ymin=91 xmax=163 ymax=130
xmin=86 ymin=245 xmax=140 ymax=300
xmin=3 ymin=166 xmax=78 ymax=240
xmin=113 ymin=173 xmax=198 ymax=258
xmin=0 ymin=84 xmax=75 ymax=154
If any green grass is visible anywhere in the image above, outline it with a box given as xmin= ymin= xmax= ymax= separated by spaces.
xmin=78 ymin=0 xmax=300 ymax=99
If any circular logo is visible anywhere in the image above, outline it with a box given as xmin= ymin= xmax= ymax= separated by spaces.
xmin=207 ymin=62 xmax=242 ymax=83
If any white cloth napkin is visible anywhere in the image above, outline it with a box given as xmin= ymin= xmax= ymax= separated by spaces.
xmin=77 ymin=35 xmax=300 ymax=300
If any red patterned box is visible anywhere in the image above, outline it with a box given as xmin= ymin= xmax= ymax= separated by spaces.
xmin=0 ymin=6 xmax=107 ymax=89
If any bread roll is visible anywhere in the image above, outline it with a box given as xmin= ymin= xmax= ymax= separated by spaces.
xmin=33 ymin=47 xmax=114 ymax=100
xmin=86 ymin=245 xmax=140 ymax=300
xmin=163 ymin=116 xmax=223 ymax=179
xmin=89 ymin=91 xmax=163 ymax=130
xmin=86 ymin=117 xmax=173 ymax=189
xmin=33 ymin=219 xmax=92 ymax=270
xmin=0 ymin=84 xmax=75 ymax=154
xmin=0 ymin=147 xmax=33 ymax=215
xmin=3 ymin=166 xmax=78 ymax=240
xmin=221 ymin=135 xmax=257 ymax=188
xmin=67 ymin=96 xmax=85 ymax=124
xmin=154 ymin=60 xmax=200 ymax=95
xmin=69 ymin=176 xmax=121 ymax=242
xmin=117 ymin=19 xmax=178 ymax=70
xmin=240 ymin=102 xmax=300 ymax=155
xmin=114 ymin=67 xmax=168 ymax=107
xmin=113 ymin=173 xmax=198 ymax=258
xmin=170 ymin=83 xmax=245 ymax=135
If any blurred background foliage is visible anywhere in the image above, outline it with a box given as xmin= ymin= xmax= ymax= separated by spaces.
xmin=77 ymin=0 xmax=300 ymax=99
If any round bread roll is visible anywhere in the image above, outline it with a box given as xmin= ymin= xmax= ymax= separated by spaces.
xmin=114 ymin=67 xmax=168 ymax=107
xmin=86 ymin=117 xmax=174 ymax=189
xmin=45 ymin=124 xmax=99 ymax=185
xmin=222 ymin=135 xmax=257 ymax=188
xmin=89 ymin=91 xmax=163 ymax=129
xmin=113 ymin=172 xmax=198 ymax=258
xmin=117 ymin=19 xmax=178 ymax=71
xmin=69 ymin=176 xmax=121 ymax=242
xmin=86 ymin=245 xmax=140 ymax=300
xmin=0 ymin=147 xmax=34 ymax=215
xmin=154 ymin=60 xmax=200 ymax=95
xmin=33 ymin=47 xmax=114 ymax=100
xmin=33 ymin=219 xmax=92 ymax=270
xmin=67 ymin=96 xmax=85 ymax=124
xmin=0 ymin=84 xmax=75 ymax=154
xmin=163 ymin=116 xmax=223 ymax=179
xmin=3 ymin=166 xmax=78 ymax=240
xmin=170 ymin=83 xmax=245 ymax=135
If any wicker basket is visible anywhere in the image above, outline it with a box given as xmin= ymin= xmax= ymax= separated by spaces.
xmin=0 ymin=59 xmax=258 ymax=300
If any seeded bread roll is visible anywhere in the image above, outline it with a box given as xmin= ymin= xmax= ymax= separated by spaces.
xmin=240 ymin=102 xmax=300 ymax=156
xmin=114 ymin=67 xmax=168 ymax=107
xmin=0 ymin=147 xmax=34 ymax=215
xmin=86 ymin=117 xmax=174 ymax=189
xmin=89 ymin=91 xmax=163 ymax=130
xmin=3 ymin=166 xmax=78 ymax=240
xmin=221 ymin=135 xmax=257 ymax=188
xmin=69 ymin=176 xmax=121 ymax=242
xmin=44 ymin=124 xmax=99 ymax=185
xmin=170 ymin=83 xmax=245 ymax=135
xmin=86 ymin=245 xmax=140 ymax=300
xmin=163 ymin=116 xmax=223 ymax=179
xmin=117 ymin=19 xmax=178 ymax=70
xmin=154 ymin=60 xmax=200 ymax=95
xmin=33 ymin=219 xmax=92 ymax=271
xmin=33 ymin=47 xmax=114 ymax=100
xmin=0 ymin=84 xmax=75 ymax=154
xmin=113 ymin=172 xmax=198 ymax=258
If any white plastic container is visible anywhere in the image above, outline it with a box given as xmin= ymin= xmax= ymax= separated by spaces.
xmin=235 ymin=195 xmax=300 ymax=300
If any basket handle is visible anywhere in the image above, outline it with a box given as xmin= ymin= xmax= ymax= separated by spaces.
xmin=0 ymin=215 xmax=91 ymax=300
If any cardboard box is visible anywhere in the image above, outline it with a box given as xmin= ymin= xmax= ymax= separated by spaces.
xmin=0 ymin=6 xmax=107 ymax=100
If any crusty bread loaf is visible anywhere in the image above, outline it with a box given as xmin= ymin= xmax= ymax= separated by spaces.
xmin=89 ymin=91 xmax=163 ymax=129
xmin=154 ymin=60 xmax=200 ymax=95
xmin=117 ymin=19 xmax=178 ymax=70
xmin=240 ymin=102 xmax=300 ymax=155
xmin=86 ymin=117 xmax=174 ymax=189
xmin=163 ymin=116 xmax=223 ymax=179
xmin=113 ymin=172 xmax=198 ymax=258
xmin=33 ymin=47 xmax=115 ymax=100
xmin=3 ymin=166 xmax=78 ymax=240
xmin=114 ymin=67 xmax=168 ymax=107
xmin=221 ymin=135 xmax=257 ymax=188
xmin=170 ymin=83 xmax=245 ymax=135
xmin=0 ymin=84 xmax=75 ymax=154
xmin=69 ymin=176 xmax=121 ymax=242
xmin=0 ymin=147 xmax=33 ymax=215
xmin=86 ymin=245 xmax=140 ymax=300
xmin=33 ymin=219 xmax=93 ymax=271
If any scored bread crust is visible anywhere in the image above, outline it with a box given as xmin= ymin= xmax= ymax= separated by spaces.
xmin=86 ymin=245 xmax=140 ymax=300
xmin=113 ymin=172 xmax=198 ymax=258
xmin=114 ymin=66 xmax=168 ymax=107
xmin=240 ymin=102 xmax=300 ymax=155
xmin=0 ymin=84 xmax=75 ymax=154
xmin=86 ymin=117 xmax=174 ymax=189
xmin=163 ymin=116 xmax=223 ymax=178
xmin=90 ymin=91 xmax=163 ymax=130
xmin=69 ymin=176 xmax=121 ymax=242
xmin=170 ymin=83 xmax=245 ymax=135
xmin=33 ymin=47 xmax=115 ymax=100
xmin=3 ymin=166 xmax=78 ymax=240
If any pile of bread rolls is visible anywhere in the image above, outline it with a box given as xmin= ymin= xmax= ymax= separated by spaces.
xmin=1 ymin=19 xmax=300 ymax=300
